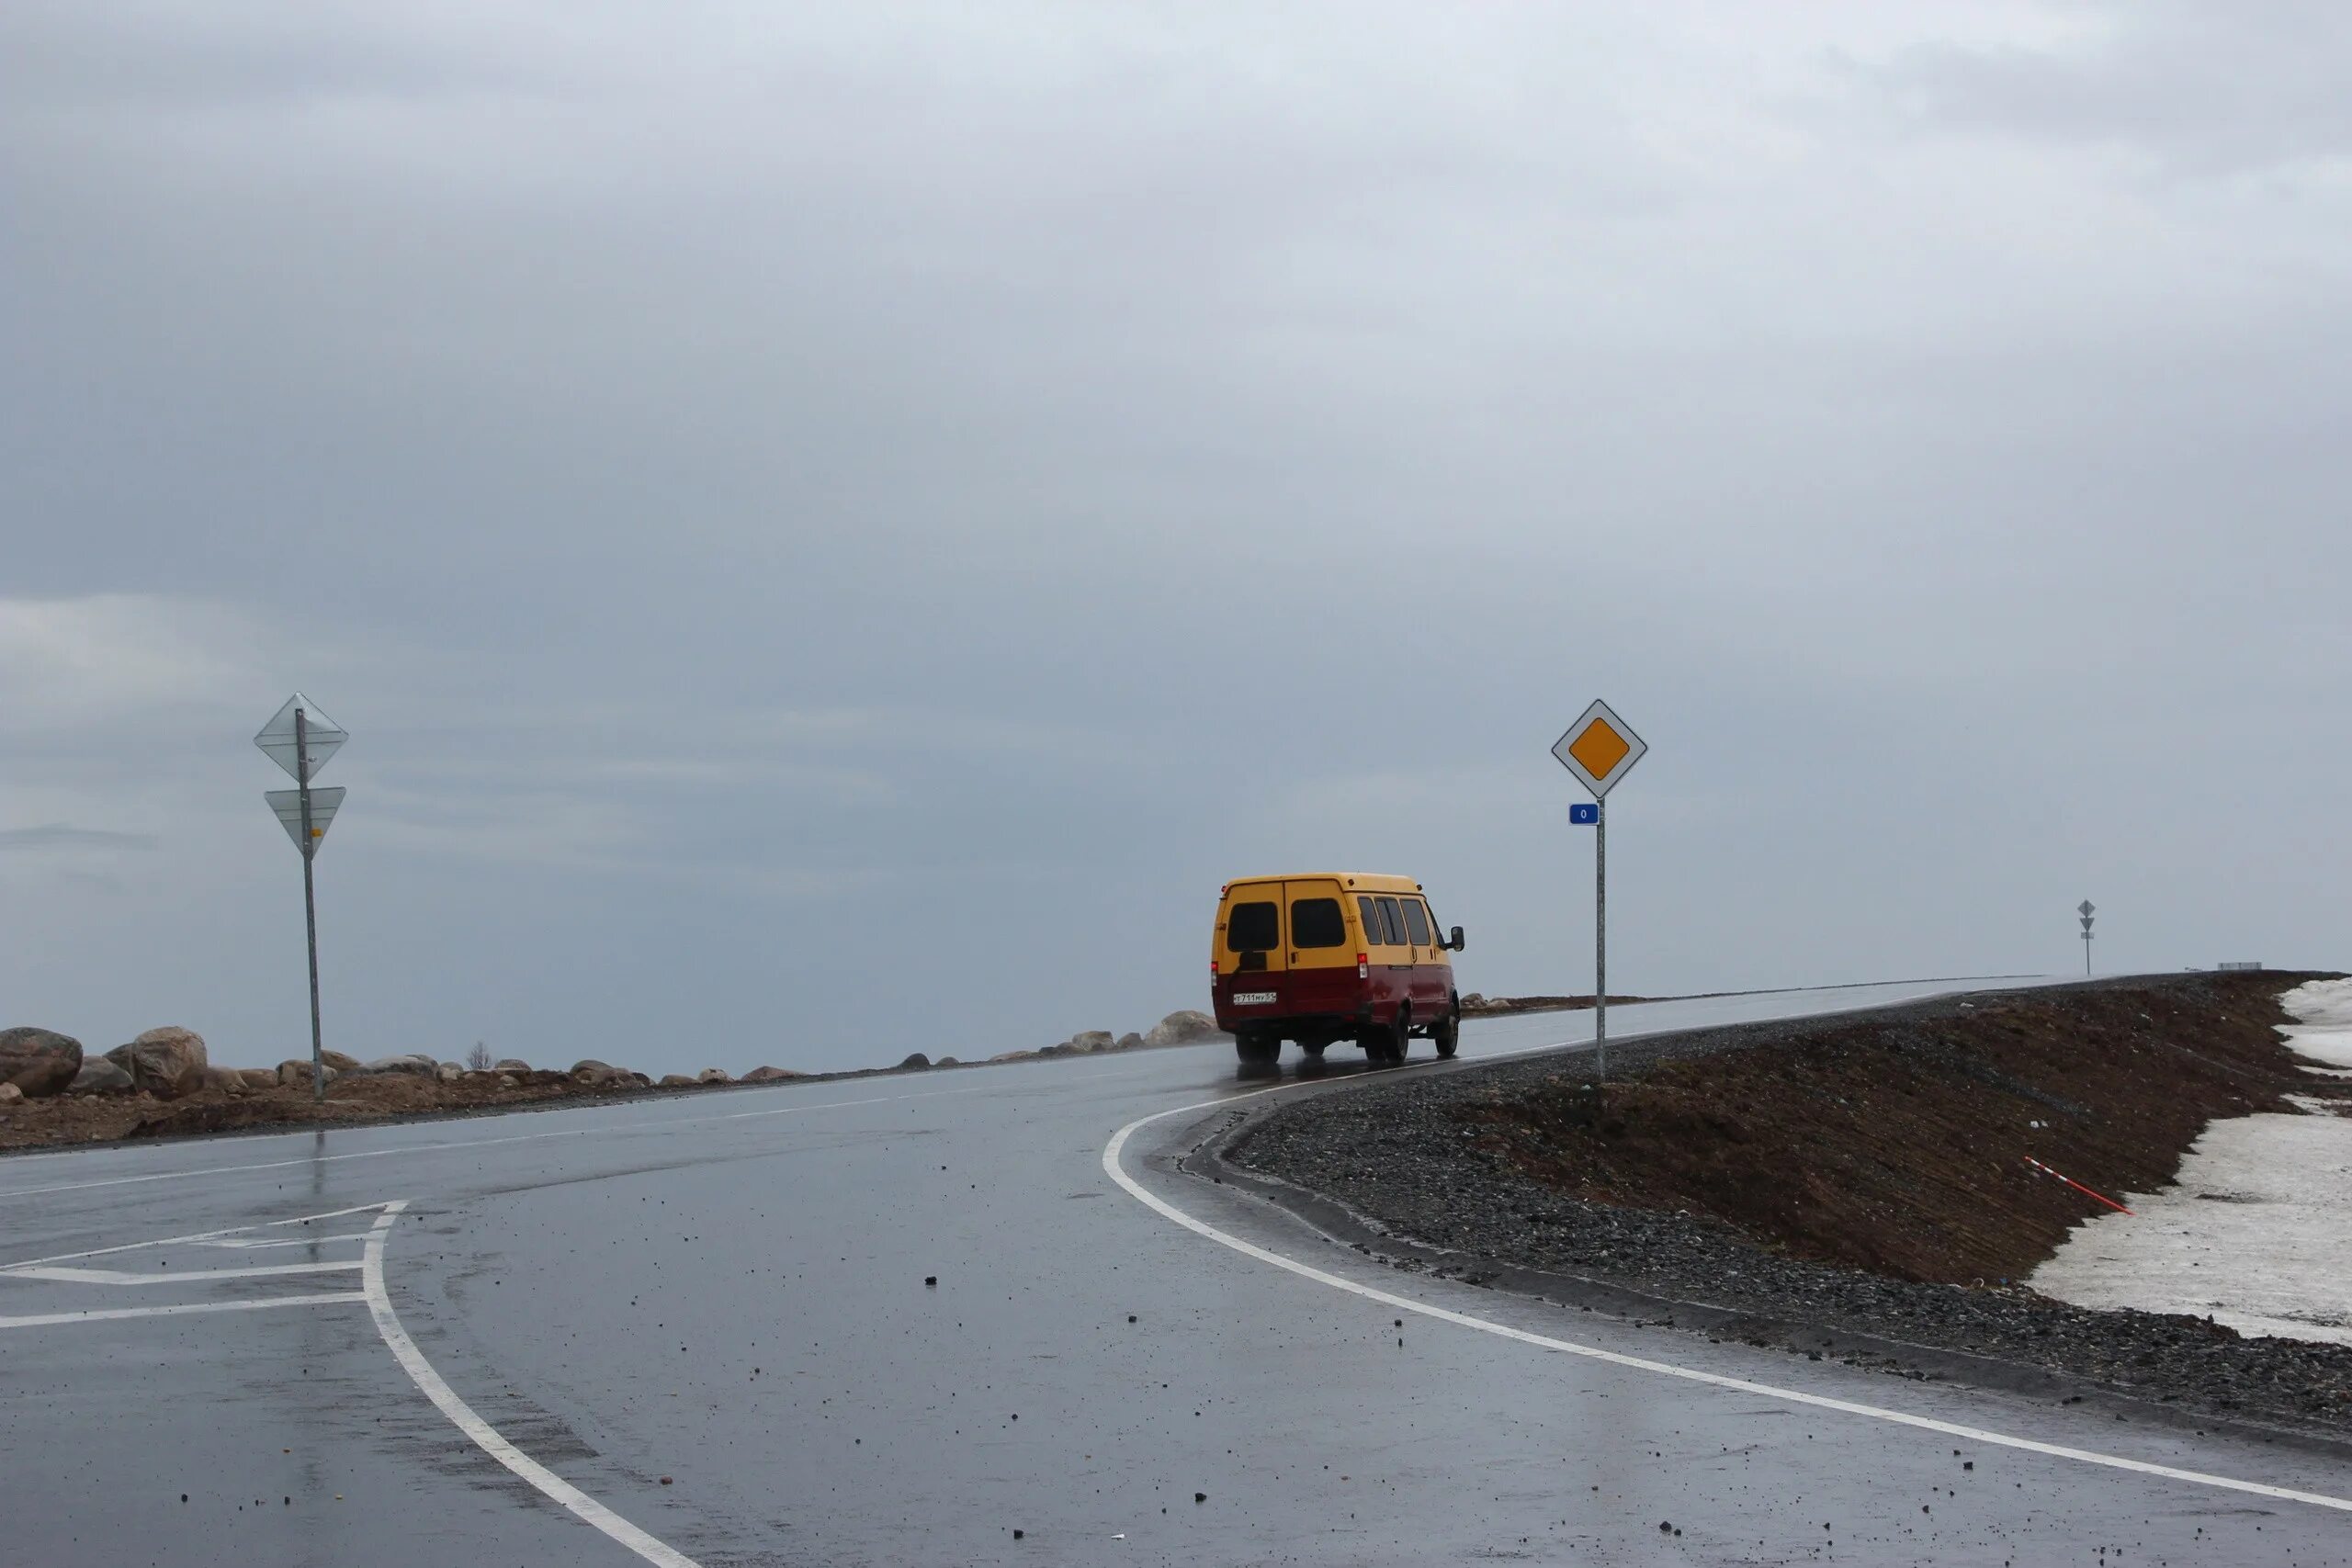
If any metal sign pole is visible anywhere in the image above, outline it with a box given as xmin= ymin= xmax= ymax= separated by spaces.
xmin=1594 ymin=797 xmax=1607 ymax=1082
xmin=297 ymin=707 xmax=325 ymax=1103
xmin=1553 ymin=699 xmax=1643 ymax=1093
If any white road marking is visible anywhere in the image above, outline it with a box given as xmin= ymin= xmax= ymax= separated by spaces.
xmin=4 ymin=1199 xmax=697 ymax=1561
xmin=195 ymin=1232 xmax=377 ymax=1250
xmin=1103 ymin=1077 xmax=2352 ymax=1516
xmin=0 ymin=1083 xmax=992 ymax=1201
xmin=0 ymin=1292 xmax=368 ymax=1330
xmin=2 ymin=1259 xmax=360 ymax=1285
xmin=360 ymin=1201 xmax=704 ymax=1568
xmin=2 ymin=1201 xmax=396 ymax=1270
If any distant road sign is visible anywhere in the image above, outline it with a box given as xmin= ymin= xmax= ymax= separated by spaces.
xmin=1570 ymin=803 xmax=1599 ymax=825
xmin=1552 ymin=699 xmax=1647 ymax=799
xmin=266 ymin=787 xmax=345 ymax=853
xmin=254 ymin=693 xmax=346 ymax=783
xmin=2078 ymin=900 xmax=2096 ymax=918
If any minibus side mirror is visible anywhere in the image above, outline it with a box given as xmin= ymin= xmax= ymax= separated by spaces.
xmin=1448 ymin=926 xmax=1465 ymax=952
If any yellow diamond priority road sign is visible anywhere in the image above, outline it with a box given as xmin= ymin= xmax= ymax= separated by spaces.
xmin=1552 ymin=698 xmax=1646 ymax=799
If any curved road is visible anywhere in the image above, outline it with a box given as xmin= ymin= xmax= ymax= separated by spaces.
xmin=6 ymin=983 xmax=2348 ymax=1565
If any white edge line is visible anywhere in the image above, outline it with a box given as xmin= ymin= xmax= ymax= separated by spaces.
xmin=360 ymin=1202 xmax=703 ymax=1568
xmin=0 ymin=1292 xmax=368 ymax=1329
xmin=3 ymin=1259 xmax=361 ymax=1285
xmin=1102 ymin=1074 xmax=2352 ymax=1517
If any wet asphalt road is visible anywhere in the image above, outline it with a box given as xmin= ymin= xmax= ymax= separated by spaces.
xmin=5 ymin=982 xmax=2350 ymax=1566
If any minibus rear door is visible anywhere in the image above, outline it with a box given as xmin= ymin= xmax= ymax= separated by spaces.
xmin=1221 ymin=886 xmax=1286 ymax=1011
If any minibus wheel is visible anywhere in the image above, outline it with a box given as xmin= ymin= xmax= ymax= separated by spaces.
xmin=1234 ymin=1031 xmax=1280 ymax=1066
xmin=1433 ymin=1004 xmax=1459 ymax=1058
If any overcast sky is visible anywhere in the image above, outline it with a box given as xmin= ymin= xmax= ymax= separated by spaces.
xmin=4 ymin=2 xmax=2346 ymax=1076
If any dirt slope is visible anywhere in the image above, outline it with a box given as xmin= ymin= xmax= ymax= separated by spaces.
xmin=1229 ymin=973 xmax=2352 ymax=1437
xmin=1464 ymin=974 xmax=2332 ymax=1284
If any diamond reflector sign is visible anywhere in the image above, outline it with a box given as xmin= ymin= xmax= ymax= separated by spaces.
xmin=266 ymin=787 xmax=345 ymax=855
xmin=1552 ymin=699 xmax=1647 ymax=799
xmin=254 ymin=693 xmax=347 ymax=783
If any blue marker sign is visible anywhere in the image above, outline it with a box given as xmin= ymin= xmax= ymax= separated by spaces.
xmin=1570 ymin=803 xmax=1599 ymax=825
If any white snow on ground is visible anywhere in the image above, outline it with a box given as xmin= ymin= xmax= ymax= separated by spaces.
xmin=2277 ymin=976 xmax=2352 ymax=1074
xmin=2030 ymin=979 xmax=2352 ymax=1347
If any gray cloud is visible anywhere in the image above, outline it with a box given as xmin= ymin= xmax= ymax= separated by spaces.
xmin=1854 ymin=3 xmax=2352 ymax=174
xmin=0 ymin=823 xmax=159 ymax=852
xmin=1 ymin=3 xmax=2343 ymax=1072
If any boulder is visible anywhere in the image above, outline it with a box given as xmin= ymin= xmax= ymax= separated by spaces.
xmin=436 ymin=1062 xmax=463 ymax=1082
xmin=353 ymin=1054 xmax=437 ymax=1077
xmin=70 ymin=1056 xmax=136 ymax=1096
xmin=899 ymin=1052 xmax=932 ymax=1071
xmin=933 ymin=1055 xmax=959 ymax=1067
xmin=988 ymin=1049 xmax=1040 ymax=1064
xmin=238 ymin=1068 xmax=279 ymax=1091
xmin=742 ymin=1066 xmax=804 ymax=1082
xmin=277 ymin=1059 xmax=337 ymax=1087
xmin=1114 ymin=1032 xmax=1144 ymax=1052
xmin=1069 ymin=1030 xmax=1114 ymax=1055
xmin=697 ymin=1068 xmax=732 ymax=1085
xmin=659 ymin=1073 xmax=699 ymax=1088
xmin=0 ymin=1027 xmax=85 ymax=1098
xmin=125 ymin=1027 xmax=209 ymax=1100
xmin=1144 ymin=1010 xmax=1222 ymax=1048
xmin=497 ymin=1074 xmax=518 ymax=1089
xmin=104 ymin=1043 xmax=135 ymax=1071
xmin=0 ymin=1082 xmax=20 ymax=1105
xmin=322 ymin=1050 xmax=362 ymax=1072
xmin=571 ymin=1059 xmax=640 ymax=1086
xmin=493 ymin=1058 xmax=531 ymax=1073
xmin=203 ymin=1066 xmax=251 ymax=1096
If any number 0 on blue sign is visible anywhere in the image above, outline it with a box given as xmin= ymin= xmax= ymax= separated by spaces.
xmin=1570 ymin=803 xmax=1599 ymax=825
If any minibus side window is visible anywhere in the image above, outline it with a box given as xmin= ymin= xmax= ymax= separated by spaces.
xmin=1356 ymin=896 xmax=1384 ymax=947
xmin=1290 ymin=898 xmax=1346 ymax=949
xmin=1401 ymin=898 xmax=1431 ymax=948
xmin=1375 ymin=897 xmax=1407 ymax=947
xmin=1227 ymin=901 xmax=1280 ymax=953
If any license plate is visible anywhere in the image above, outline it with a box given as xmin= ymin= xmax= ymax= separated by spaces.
xmin=1231 ymin=991 xmax=1276 ymax=1006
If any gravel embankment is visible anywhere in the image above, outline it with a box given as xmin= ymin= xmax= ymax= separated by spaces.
xmin=1226 ymin=974 xmax=2352 ymax=1440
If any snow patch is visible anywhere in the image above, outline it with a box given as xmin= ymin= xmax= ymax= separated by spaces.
xmin=2030 ymin=980 xmax=2352 ymax=1347
xmin=2279 ymin=976 xmax=2352 ymax=1071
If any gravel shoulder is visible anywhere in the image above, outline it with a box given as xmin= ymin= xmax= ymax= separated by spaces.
xmin=1221 ymin=973 xmax=2352 ymax=1443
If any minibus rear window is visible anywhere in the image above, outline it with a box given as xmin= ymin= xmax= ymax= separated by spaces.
xmin=1401 ymin=899 xmax=1431 ymax=947
xmin=1226 ymin=901 xmax=1280 ymax=953
xmin=1290 ymin=898 xmax=1345 ymax=949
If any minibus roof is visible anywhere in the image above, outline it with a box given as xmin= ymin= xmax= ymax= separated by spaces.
xmin=1223 ymin=873 xmax=1424 ymax=894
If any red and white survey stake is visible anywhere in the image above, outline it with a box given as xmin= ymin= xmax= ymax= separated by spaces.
xmin=2023 ymin=1156 xmax=2134 ymax=1215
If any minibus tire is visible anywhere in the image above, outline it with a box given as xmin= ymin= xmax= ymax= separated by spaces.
xmin=1235 ymin=1031 xmax=1280 ymax=1066
xmin=1432 ymin=1014 xmax=1459 ymax=1058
